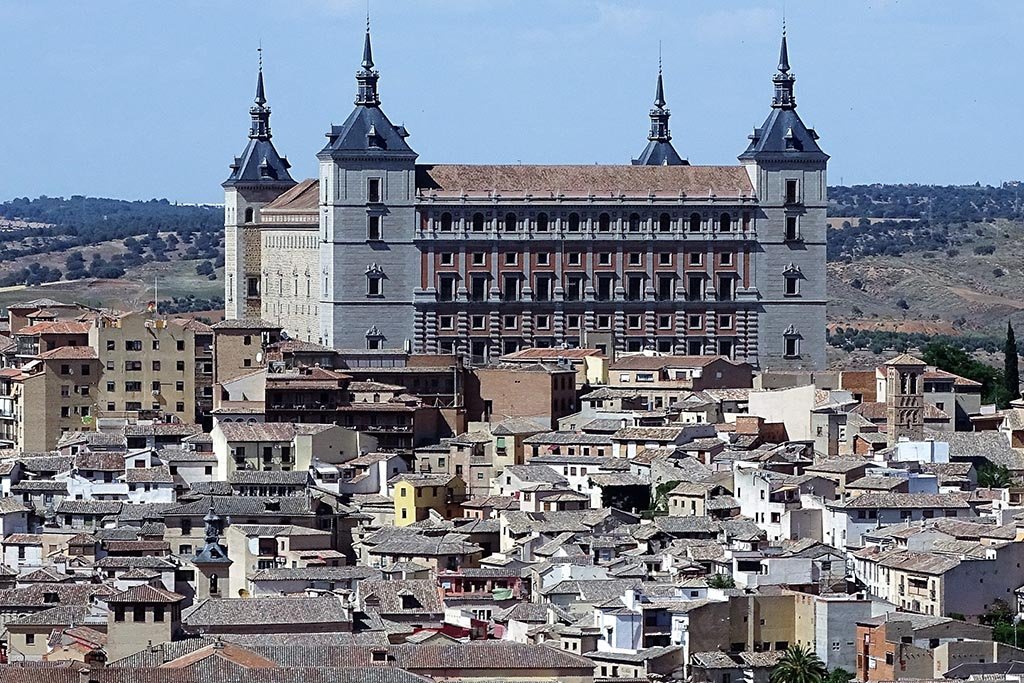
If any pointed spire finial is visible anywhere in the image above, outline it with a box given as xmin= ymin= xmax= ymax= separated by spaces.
xmin=651 ymin=43 xmax=667 ymax=109
xmin=633 ymin=45 xmax=686 ymax=166
xmin=778 ymin=20 xmax=790 ymax=73
xmin=771 ymin=20 xmax=796 ymax=109
xmin=255 ymin=44 xmax=266 ymax=107
xmin=355 ymin=13 xmax=381 ymax=105
xmin=247 ymin=43 xmax=273 ymax=139
xmin=362 ymin=11 xmax=374 ymax=70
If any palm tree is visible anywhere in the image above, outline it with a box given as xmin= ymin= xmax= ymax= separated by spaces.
xmin=978 ymin=463 xmax=1014 ymax=489
xmin=770 ymin=645 xmax=827 ymax=683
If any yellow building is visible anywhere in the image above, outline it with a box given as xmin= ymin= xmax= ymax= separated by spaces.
xmin=392 ymin=473 xmax=466 ymax=527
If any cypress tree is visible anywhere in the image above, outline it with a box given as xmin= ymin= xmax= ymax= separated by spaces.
xmin=1005 ymin=321 xmax=1020 ymax=404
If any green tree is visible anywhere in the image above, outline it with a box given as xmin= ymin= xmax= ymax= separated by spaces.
xmin=824 ymin=668 xmax=854 ymax=683
xmin=770 ymin=645 xmax=828 ymax=683
xmin=1006 ymin=321 xmax=1020 ymax=403
xmin=706 ymin=574 xmax=735 ymax=589
xmin=976 ymin=600 xmax=1024 ymax=646
xmin=922 ymin=341 xmax=1008 ymax=407
xmin=978 ymin=463 xmax=1014 ymax=488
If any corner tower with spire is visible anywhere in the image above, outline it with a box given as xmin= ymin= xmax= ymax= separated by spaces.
xmin=223 ymin=51 xmax=296 ymax=319
xmin=632 ymin=56 xmax=687 ymax=166
xmin=740 ymin=26 xmax=829 ymax=370
xmin=317 ymin=20 xmax=419 ymax=350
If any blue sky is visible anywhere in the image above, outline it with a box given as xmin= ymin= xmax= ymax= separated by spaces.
xmin=1 ymin=0 xmax=1021 ymax=203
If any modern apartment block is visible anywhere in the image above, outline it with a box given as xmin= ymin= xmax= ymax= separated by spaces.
xmin=0 ymin=303 xmax=215 ymax=451
xmin=90 ymin=312 xmax=205 ymax=425
xmin=14 ymin=347 xmax=101 ymax=451
xmin=224 ymin=28 xmax=828 ymax=370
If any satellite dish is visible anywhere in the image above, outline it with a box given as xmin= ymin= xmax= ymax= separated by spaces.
xmin=255 ymin=352 xmax=263 ymax=363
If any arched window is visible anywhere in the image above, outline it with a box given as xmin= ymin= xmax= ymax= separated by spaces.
xmin=689 ymin=213 xmax=701 ymax=232
xmin=244 ymin=207 xmax=254 ymax=224
xmin=598 ymin=213 xmax=611 ymax=232
xmin=209 ymin=573 xmax=219 ymax=594
xmin=659 ymin=213 xmax=671 ymax=232
xmin=504 ymin=213 xmax=517 ymax=232
xmin=440 ymin=212 xmax=453 ymax=232
xmin=719 ymin=213 xmax=732 ymax=232
xmin=628 ymin=213 xmax=641 ymax=232
xmin=472 ymin=213 xmax=485 ymax=232
xmin=568 ymin=213 xmax=580 ymax=232
xmin=536 ymin=213 xmax=549 ymax=232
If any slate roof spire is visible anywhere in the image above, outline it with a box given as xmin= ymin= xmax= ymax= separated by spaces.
xmin=224 ymin=46 xmax=296 ymax=187
xmin=249 ymin=46 xmax=272 ymax=140
xmin=772 ymin=24 xmax=796 ymax=110
xmin=778 ymin=22 xmax=791 ymax=73
xmin=738 ymin=23 xmax=828 ymax=163
xmin=362 ymin=14 xmax=374 ymax=69
xmin=356 ymin=17 xmax=381 ymax=106
xmin=319 ymin=18 xmax=417 ymax=160
xmin=255 ymin=46 xmax=267 ymax=105
xmin=632 ymin=45 xmax=687 ymax=166
xmin=654 ymin=54 xmax=666 ymax=108
xmin=192 ymin=505 xmax=231 ymax=565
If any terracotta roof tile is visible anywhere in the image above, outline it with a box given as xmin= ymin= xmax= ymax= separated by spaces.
xmin=36 ymin=346 xmax=98 ymax=360
xmin=17 ymin=320 xmax=92 ymax=336
xmin=416 ymin=164 xmax=755 ymax=198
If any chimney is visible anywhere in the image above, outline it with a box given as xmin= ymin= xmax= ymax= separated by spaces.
xmin=83 ymin=648 xmax=107 ymax=669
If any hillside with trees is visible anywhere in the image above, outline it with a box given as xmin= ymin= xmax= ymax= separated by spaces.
xmin=825 ymin=182 xmax=1024 ymax=366
xmin=3 ymin=186 xmax=1023 ymax=335
xmin=0 ymin=196 xmax=223 ymax=286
